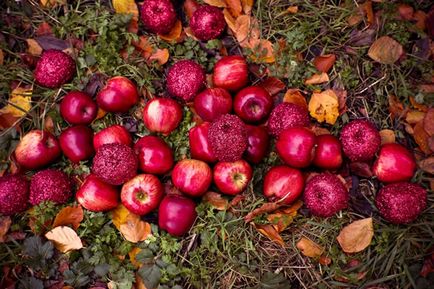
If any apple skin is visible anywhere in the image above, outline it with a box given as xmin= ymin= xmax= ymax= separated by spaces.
xmin=14 ymin=130 xmax=61 ymax=170
xmin=189 ymin=122 xmax=217 ymax=163
xmin=59 ymin=125 xmax=95 ymax=163
xmin=263 ymin=165 xmax=304 ymax=205
xmin=276 ymin=127 xmax=316 ymax=168
xmin=213 ymin=160 xmax=252 ymax=195
xmin=193 ymin=88 xmax=232 ymax=122
xmin=171 ymin=159 xmax=212 ymax=197
xmin=96 ymin=76 xmax=139 ymax=113
xmin=233 ymin=86 xmax=272 ymax=123
xmin=60 ymin=91 xmax=97 ymax=125
xmin=372 ymin=143 xmax=416 ymax=183
xmin=121 ymin=174 xmax=164 ymax=215
xmin=213 ymin=55 xmax=249 ymax=92
xmin=134 ymin=136 xmax=174 ymax=175
xmin=76 ymin=174 xmax=119 ymax=212
xmin=244 ymin=125 xmax=269 ymax=164
xmin=93 ymin=124 xmax=132 ymax=150
xmin=143 ymin=98 xmax=183 ymax=135
xmin=158 ymin=194 xmax=197 ymax=237
xmin=312 ymin=134 xmax=343 ymax=170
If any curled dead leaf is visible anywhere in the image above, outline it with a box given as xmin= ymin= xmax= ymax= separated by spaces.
xmin=337 ymin=218 xmax=374 ymax=253
xmin=111 ymin=204 xmax=152 ymax=243
xmin=283 ymin=89 xmax=308 ymax=109
xmin=313 ymin=54 xmax=336 ymax=73
xmin=379 ymin=129 xmax=396 ymax=145
xmin=254 ymin=224 xmax=285 ymax=247
xmin=45 ymin=226 xmax=83 ymax=253
xmin=0 ymin=216 xmax=12 ymax=242
xmin=0 ymin=87 xmax=32 ymax=117
xmin=244 ymin=202 xmax=283 ymax=223
xmin=223 ymin=8 xmax=237 ymax=32
xmin=296 ymin=237 xmax=324 ymax=258
xmin=368 ymin=36 xmax=403 ymax=64
xmin=52 ymin=205 xmax=84 ymax=230
xmin=308 ymin=89 xmax=339 ymax=125
xmin=418 ymin=157 xmax=434 ymax=175
xmin=203 ymin=191 xmax=228 ymax=210
xmin=267 ymin=200 xmax=303 ymax=233
xmin=304 ymin=72 xmax=329 ymax=85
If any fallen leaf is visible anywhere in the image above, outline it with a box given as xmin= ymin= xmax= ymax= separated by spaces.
xmin=424 ymin=108 xmax=434 ymax=136
xmin=311 ymin=125 xmax=331 ymax=136
xmin=35 ymin=36 xmax=70 ymax=51
xmin=305 ymin=72 xmax=329 ymax=85
xmin=337 ymin=218 xmax=374 ymax=253
xmin=413 ymin=10 xmax=427 ymax=30
xmin=398 ymin=4 xmax=414 ymax=21
xmin=319 ymin=255 xmax=332 ymax=266
xmin=244 ymin=202 xmax=283 ymax=223
xmin=52 ymin=205 xmax=84 ymax=230
xmin=420 ymin=247 xmax=434 ymax=278
xmin=267 ymin=200 xmax=303 ymax=233
xmin=259 ymin=77 xmax=285 ymax=96
xmin=308 ymin=89 xmax=339 ymax=125
xmin=229 ymin=194 xmax=245 ymax=207
xmin=111 ymin=204 xmax=151 ymax=243
xmin=40 ymin=0 xmax=66 ymax=7
xmin=388 ymin=95 xmax=405 ymax=119
xmin=296 ymin=237 xmax=324 ymax=258
xmin=0 ymin=216 xmax=12 ymax=242
xmin=159 ymin=20 xmax=183 ymax=42
xmin=241 ymin=0 xmax=253 ymax=15
xmin=203 ymin=191 xmax=228 ymax=210
xmin=132 ymin=36 xmax=153 ymax=59
xmin=149 ymin=48 xmax=170 ymax=65
xmin=254 ymin=224 xmax=284 ymax=247
xmin=379 ymin=129 xmax=396 ymax=145
xmin=112 ymin=0 xmax=139 ymax=19
xmin=111 ymin=204 xmax=130 ymax=230
xmin=313 ymin=54 xmax=336 ymax=73
xmin=368 ymin=36 xmax=404 ymax=64
xmin=234 ymin=15 xmax=260 ymax=48
xmin=333 ymin=88 xmax=347 ymax=115
xmin=361 ymin=0 xmax=374 ymax=25
xmin=0 ymin=87 xmax=32 ymax=117
xmin=286 ymin=6 xmax=298 ymax=14
xmin=347 ymin=14 xmax=363 ymax=26
xmin=184 ymin=0 xmax=200 ymax=19
xmin=0 ymin=49 xmax=4 ymax=65
xmin=225 ymin=0 xmax=242 ymax=17
xmin=409 ymin=96 xmax=428 ymax=112
xmin=36 ymin=22 xmax=53 ymax=36
xmin=204 ymin=0 xmax=227 ymax=7
xmin=128 ymin=247 xmax=142 ymax=268
xmin=406 ymin=110 xmax=426 ymax=124
xmin=26 ymin=39 xmax=43 ymax=56
xmin=45 ymin=226 xmax=83 ymax=253
xmin=223 ymin=8 xmax=237 ymax=32
xmin=283 ymin=89 xmax=308 ymax=109
xmin=418 ymin=157 xmax=434 ymax=175
xmin=414 ymin=121 xmax=432 ymax=154
xmin=44 ymin=115 xmax=55 ymax=133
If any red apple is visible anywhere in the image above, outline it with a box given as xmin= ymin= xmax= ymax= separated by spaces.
xmin=134 ymin=136 xmax=174 ymax=175
xmin=276 ymin=127 xmax=316 ymax=168
xmin=189 ymin=122 xmax=217 ymax=163
xmin=233 ymin=86 xmax=272 ymax=123
xmin=76 ymin=174 xmax=119 ymax=212
xmin=213 ymin=160 xmax=252 ymax=195
xmin=244 ymin=125 xmax=269 ymax=164
xmin=96 ymin=76 xmax=139 ymax=113
xmin=121 ymin=174 xmax=164 ymax=215
xmin=14 ymin=130 xmax=61 ymax=170
xmin=312 ymin=134 xmax=343 ymax=170
xmin=193 ymin=88 xmax=232 ymax=122
xmin=143 ymin=98 xmax=183 ymax=135
xmin=171 ymin=159 xmax=212 ymax=197
xmin=93 ymin=124 xmax=132 ymax=150
xmin=59 ymin=125 xmax=95 ymax=163
xmin=158 ymin=194 xmax=197 ymax=237
xmin=213 ymin=55 xmax=248 ymax=91
xmin=60 ymin=91 xmax=97 ymax=125
xmin=372 ymin=143 xmax=416 ymax=183
xmin=263 ymin=165 xmax=304 ymax=205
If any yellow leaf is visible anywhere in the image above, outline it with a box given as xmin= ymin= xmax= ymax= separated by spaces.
xmin=304 ymin=72 xmax=329 ymax=85
xmin=202 ymin=191 xmax=228 ymax=210
xmin=0 ymin=216 xmax=12 ymax=243
xmin=111 ymin=204 xmax=152 ymax=243
xmin=45 ymin=226 xmax=83 ymax=253
xmin=204 ymin=0 xmax=227 ymax=7
xmin=336 ymin=218 xmax=374 ymax=253
xmin=26 ymin=39 xmax=43 ymax=56
xmin=379 ymin=129 xmax=396 ymax=145
xmin=112 ymin=0 xmax=138 ymax=20
xmin=111 ymin=204 xmax=131 ymax=230
xmin=128 ymin=247 xmax=142 ymax=268
xmin=0 ymin=87 xmax=32 ymax=117
xmin=254 ymin=224 xmax=285 ymax=247
xmin=159 ymin=20 xmax=183 ymax=42
xmin=368 ymin=36 xmax=403 ymax=64
xmin=241 ymin=0 xmax=254 ymax=15
xmin=286 ymin=6 xmax=298 ymax=14
xmin=40 ymin=0 xmax=66 ymax=7
xmin=52 ymin=205 xmax=84 ymax=230
xmin=406 ymin=110 xmax=426 ymax=124
xmin=308 ymin=89 xmax=339 ymax=125
xmin=149 ymin=48 xmax=170 ymax=65
xmin=296 ymin=237 xmax=324 ymax=258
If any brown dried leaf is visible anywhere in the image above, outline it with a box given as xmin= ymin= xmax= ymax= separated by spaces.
xmin=259 ymin=77 xmax=285 ymax=96
xmin=418 ymin=157 xmax=434 ymax=175
xmin=296 ymin=237 xmax=324 ymax=258
xmin=379 ymin=129 xmax=396 ymax=145
xmin=368 ymin=36 xmax=403 ymax=64
xmin=244 ymin=202 xmax=283 ymax=223
xmin=398 ymin=4 xmax=414 ymax=21
xmin=319 ymin=256 xmax=332 ymax=266
xmin=159 ymin=20 xmax=183 ymax=42
xmin=413 ymin=10 xmax=427 ymax=30
xmin=414 ymin=121 xmax=432 ymax=154
xmin=406 ymin=110 xmax=426 ymax=124
xmin=308 ymin=89 xmax=339 ymax=125
xmin=305 ymin=72 xmax=329 ymax=85
xmin=424 ymin=108 xmax=434 ymax=136
xmin=26 ymin=39 xmax=43 ymax=56
xmin=204 ymin=0 xmax=227 ymax=7
xmin=45 ymin=226 xmax=83 ymax=253
xmin=283 ymin=89 xmax=308 ymax=109
xmin=225 ymin=0 xmax=242 ymax=17
xmin=313 ymin=54 xmax=336 ymax=73
xmin=0 ymin=49 xmax=4 ymax=65
xmin=203 ymin=191 xmax=228 ymax=210
xmin=52 ymin=205 xmax=84 ymax=230
xmin=241 ymin=0 xmax=253 ymax=15
xmin=409 ymin=96 xmax=428 ymax=112
xmin=254 ymin=224 xmax=285 ymax=247
xmin=0 ymin=216 xmax=12 ymax=242
xmin=337 ymin=218 xmax=374 ymax=253
xmin=223 ymin=8 xmax=237 ymax=32
xmin=234 ymin=15 xmax=260 ymax=48
xmin=388 ymin=95 xmax=405 ymax=119
xmin=334 ymin=89 xmax=348 ymax=115
xmin=361 ymin=0 xmax=374 ymax=25
xmin=286 ymin=6 xmax=298 ymax=14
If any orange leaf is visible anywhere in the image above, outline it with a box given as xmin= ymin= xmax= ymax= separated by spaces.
xmin=149 ymin=48 xmax=170 ymax=65
xmin=267 ymin=200 xmax=303 ymax=233
xmin=223 ymin=8 xmax=237 ymax=32
xmin=259 ymin=77 xmax=285 ymax=96
xmin=244 ymin=202 xmax=283 ymax=223
xmin=40 ymin=0 xmax=66 ymax=7
xmin=413 ymin=10 xmax=427 ymax=30
xmin=398 ymin=4 xmax=414 ymax=21
xmin=308 ymin=89 xmax=339 ymax=125
xmin=95 ymin=107 xmax=107 ymax=120
xmin=241 ymin=0 xmax=254 ymax=15
xmin=52 ymin=205 xmax=84 ymax=230
xmin=45 ymin=226 xmax=83 ymax=253
xmin=0 ymin=216 xmax=12 ymax=242
xmin=414 ymin=121 xmax=432 ymax=154
xmin=304 ymin=72 xmax=329 ymax=85
xmin=202 ymin=191 xmax=228 ymax=210
xmin=249 ymin=39 xmax=275 ymax=63
xmin=424 ymin=108 xmax=434 ymax=136
xmin=379 ymin=129 xmax=395 ymax=145
xmin=409 ymin=96 xmax=428 ymax=112
xmin=111 ymin=204 xmax=152 ymax=243
xmin=283 ymin=89 xmax=308 ymax=109
xmin=128 ymin=247 xmax=142 ymax=268
xmin=311 ymin=125 xmax=331 ymax=136
xmin=406 ymin=110 xmax=426 ymax=125
xmin=368 ymin=36 xmax=404 ymax=64
xmin=336 ymin=218 xmax=374 ymax=253
xmin=234 ymin=15 xmax=260 ymax=48
xmin=296 ymin=237 xmax=324 ymax=258
xmin=26 ymin=39 xmax=43 ymax=56
xmin=388 ymin=95 xmax=405 ymax=119
xmin=254 ymin=224 xmax=285 ymax=247
xmin=44 ymin=115 xmax=55 ymax=133
xmin=225 ymin=0 xmax=242 ymax=17
xmin=313 ymin=54 xmax=336 ymax=73
xmin=184 ymin=0 xmax=200 ymax=19
xmin=361 ymin=0 xmax=374 ymax=25
xmin=132 ymin=36 xmax=153 ymax=59
xmin=159 ymin=20 xmax=183 ymax=42
xmin=286 ymin=6 xmax=298 ymax=14
xmin=0 ymin=49 xmax=4 ymax=65
xmin=204 ymin=0 xmax=227 ymax=8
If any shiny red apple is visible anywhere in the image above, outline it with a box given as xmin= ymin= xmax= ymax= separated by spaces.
xmin=213 ymin=55 xmax=249 ymax=91
xmin=121 ymin=174 xmax=164 ymax=215
xmin=263 ymin=165 xmax=304 ymax=205
xmin=60 ymin=91 xmax=97 ymax=125
xmin=14 ymin=130 xmax=61 ymax=170
xmin=213 ymin=160 xmax=252 ymax=195
xmin=158 ymin=194 xmax=197 ymax=237
xmin=171 ymin=159 xmax=212 ymax=197
xmin=93 ymin=124 xmax=132 ymax=150
xmin=143 ymin=98 xmax=183 ymax=135
xmin=134 ymin=136 xmax=174 ymax=175
xmin=276 ymin=127 xmax=316 ymax=168
xmin=96 ymin=76 xmax=139 ymax=113
xmin=244 ymin=125 xmax=269 ymax=164
xmin=59 ymin=125 xmax=95 ymax=163
xmin=312 ymin=134 xmax=343 ymax=170
xmin=193 ymin=88 xmax=232 ymax=122
xmin=233 ymin=86 xmax=272 ymax=123
xmin=189 ymin=122 xmax=217 ymax=163
xmin=372 ymin=143 xmax=416 ymax=183
xmin=76 ymin=174 xmax=119 ymax=212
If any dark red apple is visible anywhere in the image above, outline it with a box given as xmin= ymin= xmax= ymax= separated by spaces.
xmin=121 ymin=174 xmax=164 ymax=215
xmin=213 ymin=160 xmax=252 ymax=195
xmin=93 ymin=124 xmax=132 ymax=150
xmin=171 ymin=159 xmax=212 ymax=197
xmin=372 ymin=143 xmax=416 ymax=183
xmin=233 ymin=86 xmax=272 ymax=123
xmin=76 ymin=174 xmax=119 ymax=212
xmin=312 ymin=134 xmax=343 ymax=170
xmin=96 ymin=76 xmax=139 ymax=113
xmin=60 ymin=91 xmax=97 ymax=125
xmin=193 ymin=88 xmax=232 ymax=122
xmin=14 ymin=130 xmax=61 ymax=170
xmin=59 ymin=125 xmax=95 ymax=163
xmin=244 ymin=125 xmax=269 ymax=164
xmin=189 ymin=122 xmax=217 ymax=163
xmin=134 ymin=136 xmax=174 ymax=175
xmin=276 ymin=127 xmax=316 ymax=168
xmin=263 ymin=165 xmax=304 ymax=205
xmin=143 ymin=98 xmax=183 ymax=135
xmin=213 ymin=55 xmax=248 ymax=91
xmin=158 ymin=194 xmax=197 ymax=237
